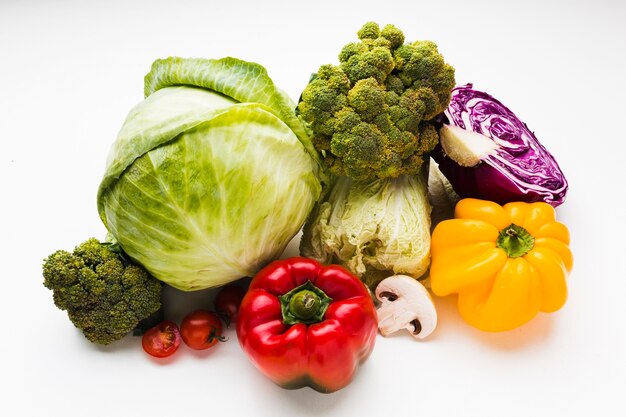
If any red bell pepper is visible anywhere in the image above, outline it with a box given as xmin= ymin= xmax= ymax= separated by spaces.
xmin=236 ymin=257 xmax=378 ymax=393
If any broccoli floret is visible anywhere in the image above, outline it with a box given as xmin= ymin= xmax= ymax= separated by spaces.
xmin=43 ymin=238 xmax=162 ymax=345
xmin=298 ymin=22 xmax=455 ymax=180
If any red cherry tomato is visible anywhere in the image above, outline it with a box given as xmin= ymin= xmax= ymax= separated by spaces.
xmin=142 ymin=321 xmax=181 ymax=358
xmin=214 ymin=285 xmax=246 ymax=325
xmin=180 ymin=310 xmax=225 ymax=350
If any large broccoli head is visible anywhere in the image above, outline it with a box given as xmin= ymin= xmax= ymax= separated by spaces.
xmin=297 ymin=22 xmax=455 ymax=180
xmin=43 ymin=238 xmax=162 ymax=345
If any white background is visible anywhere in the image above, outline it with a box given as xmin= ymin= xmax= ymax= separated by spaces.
xmin=1 ymin=0 xmax=625 ymax=415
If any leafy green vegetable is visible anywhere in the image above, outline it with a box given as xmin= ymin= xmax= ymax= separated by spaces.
xmin=301 ymin=172 xmax=431 ymax=290
xmin=98 ymin=57 xmax=323 ymax=291
xmin=297 ymin=22 xmax=455 ymax=181
xmin=299 ymin=22 xmax=456 ymax=288
xmin=42 ymin=238 xmax=162 ymax=345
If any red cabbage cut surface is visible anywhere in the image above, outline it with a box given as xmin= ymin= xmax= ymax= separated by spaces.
xmin=433 ymin=84 xmax=568 ymax=207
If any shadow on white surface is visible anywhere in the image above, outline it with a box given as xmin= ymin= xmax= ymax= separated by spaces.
xmin=433 ymin=294 xmax=556 ymax=351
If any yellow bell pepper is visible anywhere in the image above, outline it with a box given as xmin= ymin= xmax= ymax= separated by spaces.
xmin=430 ymin=198 xmax=573 ymax=332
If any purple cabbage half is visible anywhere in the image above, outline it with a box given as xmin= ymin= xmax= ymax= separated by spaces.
xmin=433 ymin=84 xmax=568 ymax=207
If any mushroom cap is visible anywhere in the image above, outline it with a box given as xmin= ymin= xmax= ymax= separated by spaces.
xmin=375 ymin=275 xmax=437 ymax=339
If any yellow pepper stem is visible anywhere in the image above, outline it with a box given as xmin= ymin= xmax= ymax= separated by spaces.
xmin=496 ymin=224 xmax=534 ymax=258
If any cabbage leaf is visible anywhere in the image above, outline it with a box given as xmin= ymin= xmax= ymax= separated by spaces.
xmin=98 ymin=58 xmax=322 ymax=291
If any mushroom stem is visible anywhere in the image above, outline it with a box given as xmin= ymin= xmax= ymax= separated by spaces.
xmin=375 ymin=275 xmax=437 ymax=340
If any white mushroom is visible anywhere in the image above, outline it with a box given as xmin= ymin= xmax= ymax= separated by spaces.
xmin=375 ymin=275 xmax=437 ymax=340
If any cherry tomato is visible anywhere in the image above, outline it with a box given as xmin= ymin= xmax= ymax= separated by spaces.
xmin=214 ymin=285 xmax=246 ymax=325
xmin=180 ymin=310 xmax=225 ymax=350
xmin=142 ymin=321 xmax=181 ymax=358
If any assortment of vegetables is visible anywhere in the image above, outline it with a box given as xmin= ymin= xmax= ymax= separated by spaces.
xmin=42 ymin=21 xmax=573 ymax=393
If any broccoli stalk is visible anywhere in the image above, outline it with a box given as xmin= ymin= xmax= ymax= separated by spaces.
xmin=297 ymin=21 xmax=455 ymax=181
xmin=298 ymin=22 xmax=456 ymax=289
xmin=43 ymin=238 xmax=162 ymax=345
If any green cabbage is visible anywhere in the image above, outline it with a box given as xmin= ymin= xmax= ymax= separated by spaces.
xmin=300 ymin=170 xmax=431 ymax=290
xmin=97 ymin=57 xmax=322 ymax=291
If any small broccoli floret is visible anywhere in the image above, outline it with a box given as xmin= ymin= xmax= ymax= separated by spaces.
xmin=298 ymin=22 xmax=456 ymax=180
xmin=43 ymin=238 xmax=162 ymax=345
xmin=298 ymin=65 xmax=350 ymax=137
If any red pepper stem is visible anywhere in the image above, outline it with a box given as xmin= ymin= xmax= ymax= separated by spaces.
xmin=279 ymin=281 xmax=333 ymax=326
